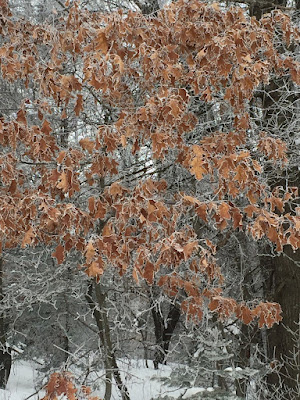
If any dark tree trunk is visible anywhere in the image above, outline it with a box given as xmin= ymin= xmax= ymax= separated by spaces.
xmin=152 ymin=302 xmax=180 ymax=369
xmin=263 ymin=246 xmax=300 ymax=399
xmin=235 ymin=324 xmax=251 ymax=398
xmin=133 ymin=0 xmax=160 ymax=15
xmin=258 ymin=166 xmax=300 ymax=397
xmin=86 ymin=282 xmax=130 ymax=400
xmin=249 ymin=0 xmax=288 ymax=20
xmin=0 ymin=348 xmax=11 ymax=389
xmin=0 ymin=257 xmax=11 ymax=389
xmin=246 ymin=2 xmax=300 ymax=397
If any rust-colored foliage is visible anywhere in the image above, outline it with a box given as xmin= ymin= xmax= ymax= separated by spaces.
xmin=0 ymin=0 xmax=299 ymax=376
xmin=42 ymin=372 xmax=100 ymax=400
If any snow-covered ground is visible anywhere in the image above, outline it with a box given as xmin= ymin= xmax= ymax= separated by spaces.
xmin=0 ymin=360 xmax=44 ymax=400
xmin=0 ymin=359 xmax=221 ymax=400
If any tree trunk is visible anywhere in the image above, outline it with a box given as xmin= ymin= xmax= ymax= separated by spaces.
xmin=250 ymin=0 xmax=287 ymax=20
xmin=264 ymin=247 xmax=300 ymax=399
xmin=132 ymin=0 xmax=160 ymax=15
xmin=0 ymin=257 xmax=11 ymax=389
xmin=259 ymin=172 xmax=300 ymax=397
xmin=246 ymin=2 xmax=300 ymax=397
xmin=235 ymin=324 xmax=251 ymax=398
xmin=86 ymin=282 xmax=130 ymax=400
xmin=152 ymin=302 xmax=180 ymax=369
